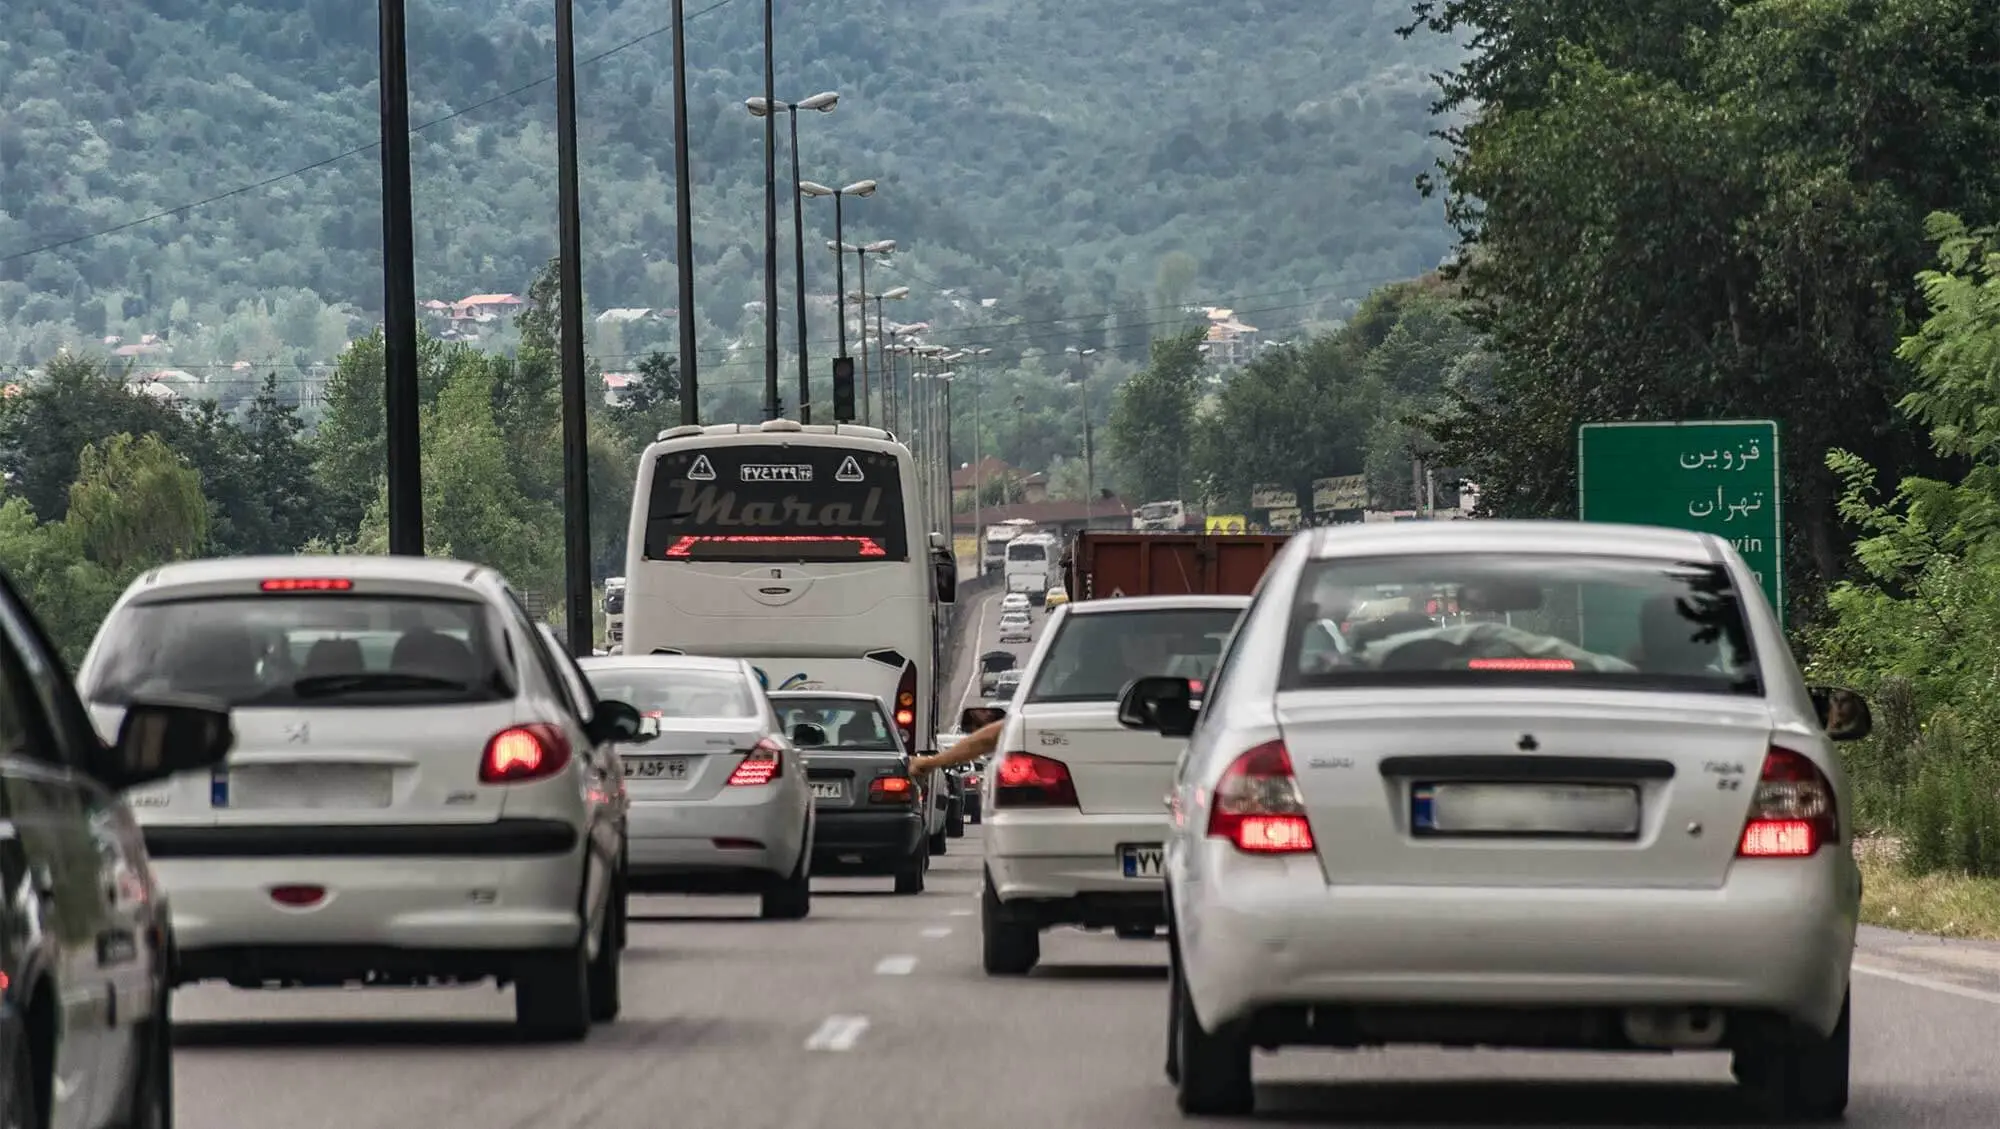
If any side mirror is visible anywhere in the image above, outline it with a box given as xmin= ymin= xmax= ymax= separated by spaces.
xmin=791 ymin=722 xmax=828 ymax=747
xmin=933 ymin=551 xmax=958 ymax=604
xmin=1808 ymin=685 xmax=1873 ymax=742
xmin=960 ymin=705 xmax=1006 ymax=731
xmin=103 ymin=694 xmax=234 ymax=791
xmin=586 ymin=699 xmax=646 ymax=745
xmin=1117 ymin=676 xmax=1197 ymax=738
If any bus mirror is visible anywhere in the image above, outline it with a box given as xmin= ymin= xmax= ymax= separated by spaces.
xmin=935 ymin=556 xmax=957 ymax=603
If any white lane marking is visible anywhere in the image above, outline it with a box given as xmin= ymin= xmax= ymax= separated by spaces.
xmin=804 ymin=1014 xmax=871 ymax=1051
xmin=1855 ymin=961 xmax=2000 ymax=1006
xmin=956 ymin=592 xmax=995 ymax=714
xmin=948 ymin=908 xmax=973 ymax=917
xmin=921 ymin=926 xmax=953 ymax=938
xmin=875 ymin=954 xmax=918 ymax=975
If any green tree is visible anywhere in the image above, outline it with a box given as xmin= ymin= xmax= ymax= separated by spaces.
xmin=1197 ymin=333 xmax=1379 ymax=513
xmin=1107 ymin=329 xmax=1204 ymax=502
xmin=65 ymin=432 xmax=209 ymax=574
xmin=239 ymin=372 xmax=325 ymax=552
xmin=0 ymin=354 xmax=190 ymax=522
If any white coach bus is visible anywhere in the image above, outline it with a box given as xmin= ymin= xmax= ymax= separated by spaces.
xmin=623 ymin=420 xmax=957 ymax=756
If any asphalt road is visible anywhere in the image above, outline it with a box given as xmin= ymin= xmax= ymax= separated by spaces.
xmin=170 ymin=587 xmax=2000 ymax=1127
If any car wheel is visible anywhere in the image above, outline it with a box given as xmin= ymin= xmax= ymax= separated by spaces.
xmin=894 ymin=838 xmax=928 ymax=894
xmin=1165 ymin=940 xmax=1184 ymax=1083
xmin=761 ymin=845 xmax=813 ymax=920
xmin=586 ymin=872 xmax=624 ymax=1023
xmin=1173 ymin=954 xmax=1254 ymax=1117
xmin=980 ymin=877 xmax=1039 ymax=975
xmin=0 ymin=1017 xmax=35 ymax=1129
xmin=928 ymin=823 xmax=949 ymax=855
xmin=120 ymin=979 xmax=173 ymax=1129
xmin=946 ymin=803 xmax=966 ymax=839
xmin=1732 ymin=990 xmax=1850 ymax=1122
xmin=514 ymin=936 xmax=591 ymax=1042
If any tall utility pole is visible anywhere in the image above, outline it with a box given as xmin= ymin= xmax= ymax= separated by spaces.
xmin=554 ymin=0 xmax=592 ymax=656
xmin=670 ymin=0 xmax=699 ymax=424
xmin=787 ymin=107 xmax=810 ymax=422
xmin=759 ymin=0 xmax=779 ymax=418
xmin=378 ymin=0 xmax=423 ymax=554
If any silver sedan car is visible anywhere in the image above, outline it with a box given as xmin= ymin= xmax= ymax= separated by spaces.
xmin=579 ymin=655 xmax=814 ymax=920
xmin=1122 ymin=521 xmax=1868 ymax=1119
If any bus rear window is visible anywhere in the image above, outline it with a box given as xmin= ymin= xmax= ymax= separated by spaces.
xmin=644 ymin=444 xmax=910 ymax=562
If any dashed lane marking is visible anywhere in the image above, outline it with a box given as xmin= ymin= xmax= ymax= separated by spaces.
xmin=875 ymin=955 xmax=918 ymax=975
xmin=921 ymin=926 xmax=953 ymax=938
xmin=805 ymin=1015 xmax=871 ymax=1051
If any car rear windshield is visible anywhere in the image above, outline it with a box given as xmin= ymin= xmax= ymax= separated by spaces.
xmin=583 ymin=668 xmax=758 ymax=717
xmin=771 ymin=698 xmax=898 ymax=751
xmin=1283 ymin=554 xmax=1761 ymax=694
xmin=1026 ymin=608 xmax=1243 ymax=703
xmin=84 ymin=596 xmax=512 ymax=707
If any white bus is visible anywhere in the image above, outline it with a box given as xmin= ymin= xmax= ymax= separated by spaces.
xmin=623 ymin=420 xmax=957 ymax=756
xmin=1003 ymin=533 xmax=1062 ymax=604
xmin=603 ymin=575 xmax=625 ymax=651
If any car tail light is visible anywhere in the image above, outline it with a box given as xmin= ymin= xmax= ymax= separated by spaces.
xmin=893 ymin=663 xmax=918 ymax=752
xmin=260 ymin=577 xmax=352 ymax=592
xmin=481 ymin=723 xmax=572 ymax=783
xmin=993 ymin=752 xmax=1077 ymax=809
xmin=869 ymin=775 xmax=916 ymax=804
xmin=1737 ymin=746 xmax=1838 ymax=858
xmin=727 ymin=738 xmax=786 ymax=786
xmin=1467 ymin=657 xmax=1575 ymax=671
xmin=1207 ymin=740 xmax=1315 ymax=854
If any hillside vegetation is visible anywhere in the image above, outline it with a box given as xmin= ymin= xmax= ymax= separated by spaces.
xmin=0 ymin=0 xmax=1458 ymax=371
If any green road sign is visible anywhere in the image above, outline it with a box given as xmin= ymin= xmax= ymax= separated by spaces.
xmin=1578 ymin=420 xmax=1783 ymax=630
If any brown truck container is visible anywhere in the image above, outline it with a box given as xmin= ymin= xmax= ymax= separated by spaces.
xmin=1062 ymin=531 xmax=1292 ymax=601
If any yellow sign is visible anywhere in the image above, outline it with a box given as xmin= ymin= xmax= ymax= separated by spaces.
xmin=1206 ymin=514 xmax=1247 ymax=534
xmin=953 ymin=535 xmax=978 ymax=562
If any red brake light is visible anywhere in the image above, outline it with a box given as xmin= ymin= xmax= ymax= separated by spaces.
xmin=261 ymin=577 xmax=353 ymax=592
xmin=664 ymin=535 xmax=887 ymax=557
xmin=1467 ymin=657 xmax=1575 ymax=671
xmin=869 ymin=774 xmax=915 ymax=803
xmin=727 ymin=738 xmax=786 ymax=786
xmin=480 ymin=723 xmax=572 ymax=783
xmin=893 ymin=664 xmax=918 ymax=753
xmin=993 ymin=752 xmax=1078 ymax=808
xmin=1737 ymin=746 xmax=1838 ymax=858
xmin=1207 ymin=740 xmax=1315 ymax=854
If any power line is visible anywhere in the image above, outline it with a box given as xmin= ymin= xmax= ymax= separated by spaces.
xmin=0 ymin=0 xmax=745 ymax=265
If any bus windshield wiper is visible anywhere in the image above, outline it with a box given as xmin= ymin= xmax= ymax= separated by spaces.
xmin=290 ymin=672 xmax=471 ymax=698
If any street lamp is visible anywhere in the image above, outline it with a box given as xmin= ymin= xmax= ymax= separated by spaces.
xmin=830 ymin=237 xmax=894 ymax=423
xmin=747 ymin=92 xmax=837 ymax=421
xmin=799 ymin=179 xmax=877 ymax=414
xmin=851 ymin=285 xmax=909 ymax=427
xmin=956 ymin=347 xmax=993 ymax=552
xmin=1067 ymin=346 xmax=1098 ymax=517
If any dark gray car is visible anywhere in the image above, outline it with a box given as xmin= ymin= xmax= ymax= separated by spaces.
xmin=768 ymin=692 xmax=934 ymax=894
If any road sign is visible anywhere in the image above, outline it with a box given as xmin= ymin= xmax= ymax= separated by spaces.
xmin=1205 ymin=514 xmax=1247 ymax=534
xmin=1312 ymin=474 xmax=1368 ymax=512
xmin=1578 ymin=419 xmax=1783 ymax=625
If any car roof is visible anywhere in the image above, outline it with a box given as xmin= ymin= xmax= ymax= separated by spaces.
xmin=1064 ymin=594 xmax=1253 ymax=615
xmin=577 ymin=653 xmax=745 ymax=674
xmin=1310 ymin=520 xmax=1720 ymax=563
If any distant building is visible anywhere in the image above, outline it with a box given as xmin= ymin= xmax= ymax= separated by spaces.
xmin=1198 ymin=307 xmax=1260 ymax=367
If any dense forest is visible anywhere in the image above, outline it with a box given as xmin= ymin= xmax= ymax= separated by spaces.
xmin=0 ymin=0 xmax=1459 ymax=376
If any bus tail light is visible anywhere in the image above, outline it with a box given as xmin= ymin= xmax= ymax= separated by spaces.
xmin=894 ymin=663 xmax=918 ymax=752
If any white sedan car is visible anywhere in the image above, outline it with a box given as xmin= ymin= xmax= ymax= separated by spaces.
xmin=980 ymin=596 xmax=1249 ymax=973
xmin=999 ymin=592 xmax=1033 ymax=615
xmin=1120 ymin=521 xmax=1866 ymax=1119
xmin=998 ymin=612 xmax=1034 ymax=645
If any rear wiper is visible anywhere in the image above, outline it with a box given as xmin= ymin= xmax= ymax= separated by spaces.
xmin=290 ymin=672 xmax=471 ymax=699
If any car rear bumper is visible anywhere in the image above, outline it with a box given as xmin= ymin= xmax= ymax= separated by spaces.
xmin=1177 ymin=848 xmax=1858 ymax=1037
xmin=812 ymin=809 xmax=925 ymax=868
xmin=626 ymin=796 xmax=800 ymax=884
xmin=155 ymin=850 xmax=587 ymax=979
xmin=986 ymin=809 xmax=1170 ymax=922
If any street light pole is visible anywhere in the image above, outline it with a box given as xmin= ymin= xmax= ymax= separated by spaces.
xmin=748 ymin=94 xmax=837 ymax=424
xmin=759 ymin=0 xmax=778 ymax=419
xmin=669 ymin=0 xmax=698 ymax=424
xmin=378 ymin=0 xmax=422 ymax=554
xmin=555 ymin=0 xmax=592 ymax=655
xmin=800 ymin=179 xmax=877 ymax=406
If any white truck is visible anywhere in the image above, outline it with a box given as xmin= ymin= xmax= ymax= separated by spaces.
xmin=982 ymin=521 xmax=1030 ymax=575
xmin=1131 ymin=500 xmax=1191 ymax=531
xmin=602 ymin=575 xmax=626 ymax=651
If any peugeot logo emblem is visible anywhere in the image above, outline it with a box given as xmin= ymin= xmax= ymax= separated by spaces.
xmin=285 ymin=722 xmax=310 ymax=744
xmin=1516 ymin=733 xmax=1538 ymax=752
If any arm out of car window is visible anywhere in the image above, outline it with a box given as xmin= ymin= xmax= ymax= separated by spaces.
xmin=911 ymin=719 xmax=1003 ymax=772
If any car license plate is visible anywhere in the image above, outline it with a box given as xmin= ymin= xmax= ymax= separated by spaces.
xmin=224 ymin=764 xmax=393 ymax=810
xmin=811 ymin=782 xmax=844 ymax=800
xmin=623 ymin=756 xmax=689 ymax=780
xmin=1120 ymin=844 xmax=1165 ymax=878
xmin=1412 ymin=782 xmax=1640 ymax=837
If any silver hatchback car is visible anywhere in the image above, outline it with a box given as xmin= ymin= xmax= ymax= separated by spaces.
xmin=1124 ymin=522 xmax=1869 ymax=1119
xmin=578 ymin=655 xmax=814 ymax=920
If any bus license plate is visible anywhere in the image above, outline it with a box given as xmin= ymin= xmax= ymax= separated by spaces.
xmin=624 ymin=757 xmax=688 ymax=780
xmin=1120 ymin=844 xmax=1165 ymax=878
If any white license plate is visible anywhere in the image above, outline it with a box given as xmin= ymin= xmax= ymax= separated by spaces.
xmin=624 ymin=756 xmax=689 ymax=780
xmin=1414 ymin=782 xmax=1640 ymax=837
xmin=811 ymin=782 xmax=844 ymax=800
xmin=1120 ymin=844 xmax=1165 ymax=878
xmin=225 ymin=765 xmax=393 ymax=810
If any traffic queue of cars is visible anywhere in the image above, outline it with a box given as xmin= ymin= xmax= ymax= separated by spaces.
xmin=965 ymin=521 xmax=1873 ymax=1121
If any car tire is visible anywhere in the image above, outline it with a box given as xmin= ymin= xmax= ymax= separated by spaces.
xmin=1172 ymin=952 xmax=1254 ymax=1117
xmin=980 ymin=878 xmax=1040 ymax=975
xmin=894 ymin=839 xmax=928 ymax=894
xmin=946 ymin=803 xmax=966 ymax=839
xmin=1732 ymin=990 xmax=1850 ymax=1122
xmin=0 ymin=1015 xmax=35 ymax=1129
xmin=761 ymin=845 xmax=813 ymax=920
xmin=1165 ymin=940 xmax=1184 ymax=1083
xmin=928 ymin=825 xmax=949 ymax=855
xmin=514 ymin=937 xmax=592 ymax=1042
xmin=119 ymin=978 xmax=173 ymax=1129
xmin=586 ymin=873 xmax=624 ymax=1023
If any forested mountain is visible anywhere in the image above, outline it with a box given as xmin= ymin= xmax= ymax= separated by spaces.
xmin=0 ymin=0 xmax=1458 ymax=369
